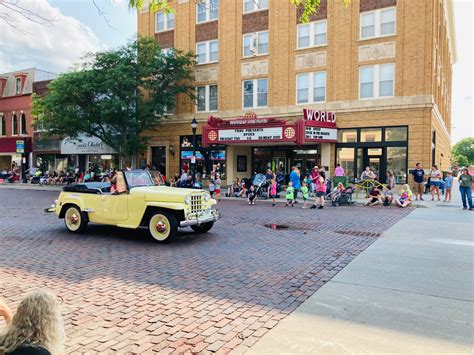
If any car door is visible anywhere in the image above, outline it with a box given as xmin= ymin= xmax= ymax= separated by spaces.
xmin=98 ymin=194 xmax=129 ymax=222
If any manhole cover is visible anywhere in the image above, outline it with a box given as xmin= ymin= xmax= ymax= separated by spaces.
xmin=263 ymin=223 xmax=289 ymax=230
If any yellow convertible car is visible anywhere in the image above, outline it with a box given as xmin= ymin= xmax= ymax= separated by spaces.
xmin=45 ymin=170 xmax=220 ymax=242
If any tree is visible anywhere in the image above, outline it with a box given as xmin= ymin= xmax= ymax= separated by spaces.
xmin=129 ymin=0 xmax=350 ymax=23
xmin=33 ymin=36 xmax=196 ymax=164
xmin=0 ymin=0 xmax=57 ymax=31
xmin=452 ymin=138 xmax=474 ymax=166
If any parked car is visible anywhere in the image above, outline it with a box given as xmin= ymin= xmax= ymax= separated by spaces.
xmin=45 ymin=170 xmax=220 ymax=242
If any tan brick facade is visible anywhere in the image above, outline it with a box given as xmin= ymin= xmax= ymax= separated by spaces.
xmin=137 ymin=0 xmax=455 ymax=184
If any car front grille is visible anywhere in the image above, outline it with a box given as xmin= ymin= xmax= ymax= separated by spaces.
xmin=190 ymin=194 xmax=204 ymax=214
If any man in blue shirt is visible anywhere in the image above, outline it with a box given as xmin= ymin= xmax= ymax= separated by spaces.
xmin=411 ymin=163 xmax=425 ymax=201
xmin=289 ymin=166 xmax=301 ymax=200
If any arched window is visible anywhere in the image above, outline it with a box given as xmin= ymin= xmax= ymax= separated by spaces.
xmin=0 ymin=114 xmax=5 ymax=136
xmin=20 ymin=113 xmax=27 ymax=134
xmin=12 ymin=114 xmax=18 ymax=135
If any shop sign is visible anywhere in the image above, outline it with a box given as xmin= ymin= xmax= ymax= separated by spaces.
xmin=305 ymin=126 xmax=337 ymax=141
xmin=303 ymin=109 xmax=337 ymax=128
xmin=16 ymin=140 xmax=24 ymax=154
xmin=218 ymin=127 xmax=283 ymax=142
xmin=61 ymin=135 xmax=116 ymax=155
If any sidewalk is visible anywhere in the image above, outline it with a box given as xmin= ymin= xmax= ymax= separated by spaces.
xmin=0 ymin=182 xmax=445 ymax=208
xmin=248 ymin=182 xmax=474 ymax=354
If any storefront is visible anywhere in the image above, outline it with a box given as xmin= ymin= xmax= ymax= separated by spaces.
xmin=0 ymin=137 xmax=32 ymax=172
xmin=335 ymin=126 xmax=409 ymax=184
xmin=179 ymin=135 xmax=226 ymax=179
xmin=202 ymin=110 xmax=337 ymax=182
xmin=60 ymin=135 xmax=117 ymax=172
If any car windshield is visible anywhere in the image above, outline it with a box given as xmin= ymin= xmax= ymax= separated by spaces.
xmin=124 ymin=170 xmax=154 ymax=188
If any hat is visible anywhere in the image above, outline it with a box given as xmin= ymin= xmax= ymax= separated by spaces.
xmin=313 ymin=166 xmax=319 ymax=170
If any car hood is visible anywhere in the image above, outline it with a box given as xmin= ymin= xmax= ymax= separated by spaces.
xmin=132 ymin=186 xmax=206 ymax=202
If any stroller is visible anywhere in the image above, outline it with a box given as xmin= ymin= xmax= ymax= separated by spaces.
xmin=252 ymin=173 xmax=268 ymax=199
xmin=330 ymin=185 xmax=355 ymax=206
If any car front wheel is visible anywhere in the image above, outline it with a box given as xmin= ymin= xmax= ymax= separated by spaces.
xmin=148 ymin=210 xmax=178 ymax=242
xmin=191 ymin=222 xmax=214 ymax=233
xmin=64 ymin=205 xmax=88 ymax=233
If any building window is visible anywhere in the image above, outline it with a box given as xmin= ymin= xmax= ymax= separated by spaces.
xmin=0 ymin=114 xmax=5 ymax=136
xmin=387 ymin=147 xmax=407 ymax=184
xmin=12 ymin=114 xmax=18 ymax=135
xmin=243 ymin=31 xmax=268 ymax=57
xmin=337 ymin=148 xmax=355 ymax=179
xmin=360 ymin=7 xmax=396 ymax=39
xmin=359 ymin=63 xmax=394 ymax=99
xmin=297 ymin=20 xmax=327 ymax=49
xmin=196 ymin=85 xmax=218 ymax=112
xmin=243 ymin=78 xmax=267 ymax=108
xmin=338 ymin=129 xmax=357 ymax=143
xmin=296 ymin=71 xmax=326 ymax=104
xmin=180 ymin=135 xmax=226 ymax=179
xmin=196 ymin=0 xmax=218 ymax=23
xmin=385 ymin=126 xmax=407 ymax=142
xmin=360 ymin=128 xmax=382 ymax=142
xmin=15 ymin=78 xmax=21 ymax=95
xmin=20 ymin=113 xmax=27 ymax=135
xmin=196 ymin=40 xmax=218 ymax=64
xmin=243 ymin=0 xmax=268 ymax=13
xmin=155 ymin=11 xmax=174 ymax=32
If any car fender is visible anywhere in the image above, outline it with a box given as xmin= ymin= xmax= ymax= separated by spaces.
xmin=57 ymin=194 xmax=88 ymax=218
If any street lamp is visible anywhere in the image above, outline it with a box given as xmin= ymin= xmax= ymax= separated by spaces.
xmin=191 ymin=118 xmax=198 ymax=182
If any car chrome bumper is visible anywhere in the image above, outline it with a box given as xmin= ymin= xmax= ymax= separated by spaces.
xmin=180 ymin=209 xmax=221 ymax=227
xmin=44 ymin=205 xmax=56 ymax=213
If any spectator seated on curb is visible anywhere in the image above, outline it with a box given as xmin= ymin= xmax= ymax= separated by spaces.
xmin=365 ymin=186 xmax=383 ymax=206
xmin=383 ymin=185 xmax=394 ymax=206
xmin=396 ymin=184 xmax=413 ymax=208
xmin=0 ymin=290 xmax=64 ymax=355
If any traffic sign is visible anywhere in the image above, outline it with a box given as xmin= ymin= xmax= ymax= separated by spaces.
xmin=16 ymin=140 xmax=24 ymax=154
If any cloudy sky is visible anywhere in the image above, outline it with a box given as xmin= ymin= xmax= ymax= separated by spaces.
xmin=0 ymin=0 xmax=472 ymax=143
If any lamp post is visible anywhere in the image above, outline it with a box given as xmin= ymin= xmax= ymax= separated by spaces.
xmin=191 ymin=118 xmax=198 ymax=182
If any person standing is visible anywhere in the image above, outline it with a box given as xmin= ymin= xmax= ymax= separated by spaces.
xmin=443 ymin=171 xmax=453 ymax=203
xmin=269 ymin=178 xmax=277 ymax=206
xmin=334 ymin=164 xmax=345 ymax=177
xmin=310 ymin=166 xmax=319 ymax=197
xmin=214 ymin=173 xmax=221 ymax=201
xmin=458 ymin=167 xmax=473 ymax=210
xmin=285 ymin=181 xmax=295 ymax=207
xmin=429 ymin=165 xmax=442 ymax=201
xmin=289 ymin=166 xmax=301 ymax=201
xmin=310 ymin=172 xmax=326 ymax=209
xmin=411 ymin=163 xmax=425 ymax=201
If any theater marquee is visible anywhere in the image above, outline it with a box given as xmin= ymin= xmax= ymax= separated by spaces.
xmin=203 ymin=110 xmax=337 ymax=146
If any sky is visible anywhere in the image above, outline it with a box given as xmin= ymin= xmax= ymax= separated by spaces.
xmin=0 ymin=0 xmax=472 ymax=143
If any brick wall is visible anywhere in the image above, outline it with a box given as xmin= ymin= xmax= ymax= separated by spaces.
xmin=155 ymin=30 xmax=174 ymax=49
xmin=360 ymin=0 xmax=397 ymax=12
xmin=195 ymin=21 xmax=218 ymax=42
xmin=242 ymin=9 xmax=268 ymax=34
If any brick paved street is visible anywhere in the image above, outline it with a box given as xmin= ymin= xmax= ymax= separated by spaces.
xmin=0 ymin=189 xmax=412 ymax=354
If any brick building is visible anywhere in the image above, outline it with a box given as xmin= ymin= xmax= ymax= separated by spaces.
xmin=137 ymin=0 xmax=456 ymax=185
xmin=0 ymin=68 xmax=57 ymax=173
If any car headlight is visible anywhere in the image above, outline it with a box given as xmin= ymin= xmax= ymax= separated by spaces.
xmin=203 ymin=193 xmax=210 ymax=202
xmin=185 ymin=195 xmax=191 ymax=205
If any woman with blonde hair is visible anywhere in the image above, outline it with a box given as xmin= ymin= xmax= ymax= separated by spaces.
xmin=0 ymin=290 xmax=64 ymax=355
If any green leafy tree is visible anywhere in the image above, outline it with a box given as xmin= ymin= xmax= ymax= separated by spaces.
xmin=452 ymin=137 xmax=474 ymax=166
xmin=130 ymin=0 xmax=350 ymax=23
xmin=33 ymin=37 xmax=195 ymax=163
